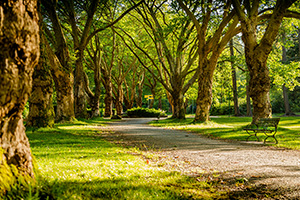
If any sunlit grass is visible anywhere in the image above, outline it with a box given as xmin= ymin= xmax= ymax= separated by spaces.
xmin=150 ymin=115 xmax=300 ymax=149
xmin=2 ymin=118 xmax=229 ymax=199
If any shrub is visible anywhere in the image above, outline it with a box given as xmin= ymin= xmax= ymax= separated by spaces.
xmin=127 ymin=107 xmax=166 ymax=118
xmin=210 ymin=104 xmax=234 ymax=116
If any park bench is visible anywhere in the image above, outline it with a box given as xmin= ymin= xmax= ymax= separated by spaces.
xmin=243 ymin=118 xmax=280 ymax=144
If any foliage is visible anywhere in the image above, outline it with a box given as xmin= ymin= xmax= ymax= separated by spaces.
xmin=210 ymin=103 xmax=234 ymax=116
xmin=127 ymin=107 xmax=166 ymax=118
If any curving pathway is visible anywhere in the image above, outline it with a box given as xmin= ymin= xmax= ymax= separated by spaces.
xmin=102 ymin=118 xmax=300 ymax=198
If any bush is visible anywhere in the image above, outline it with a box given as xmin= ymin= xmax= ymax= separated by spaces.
xmin=210 ymin=104 xmax=234 ymax=116
xmin=127 ymin=107 xmax=166 ymax=118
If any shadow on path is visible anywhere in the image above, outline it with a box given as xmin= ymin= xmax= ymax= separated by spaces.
xmin=102 ymin=118 xmax=300 ymax=196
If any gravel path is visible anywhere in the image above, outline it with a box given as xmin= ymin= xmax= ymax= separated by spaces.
xmin=101 ymin=118 xmax=300 ymax=198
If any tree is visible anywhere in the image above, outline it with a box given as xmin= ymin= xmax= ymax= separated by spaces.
xmin=119 ymin=1 xmax=200 ymax=119
xmin=281 ymin=31 xmax=295 ymax=116
xmin=27 ymin=28 xmax=55 ymax=128
xmin=62 ymin=0 xmax=101 ymax=118
xmin=59 ymin=0 xmax=143 ymax=118
xmin=178 ymin=0 xmax=240 ymax=122
xmin=0 ymin=0 xmax=39 ymax=180
xmin=42 ymin=0 xmax=75 ymax=122
xmin=100 ymin=30 xmax=116 ymax=117
xmin=85 ymin=34 xmax=104 ymax=118
xmin=232 ymin=0 xmax=299 ymax=123
xmin=230 ymin=39 xmax=241 ymax=116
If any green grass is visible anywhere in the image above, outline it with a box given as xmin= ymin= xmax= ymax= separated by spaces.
xmin=150 ymin=115 xmax=300 ymax=149
xmin=2 ymin=117 xmax=229 ymax=200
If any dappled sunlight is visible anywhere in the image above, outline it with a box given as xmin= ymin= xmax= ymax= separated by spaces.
xmin=22 ymin=119 xmax=229 ymax=199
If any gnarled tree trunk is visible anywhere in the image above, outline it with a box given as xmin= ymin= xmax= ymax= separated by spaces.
xmin=232 ymin=0 xmax=296 ymax=123
xmin=43 ymin=34 xmax=75 ymax=122
xmin=74 ymin=51 xmax=88 ymax=118
xmin=194 ymin=64 xmax=214 ymax=122
xmin=0 ymin=0 xmax=39 ymax=178
xmin=42 ymin=0 xmax=75 ymax=122
xmin=27 ymin=33 xmax=55 ymax=128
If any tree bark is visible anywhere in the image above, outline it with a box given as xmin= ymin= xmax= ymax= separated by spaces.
xmin=171 ymin=90 xmax=186 ymax=119
xmin=281 ymin=34 xmax=294 ymax=116
xmin=158 ymin=98 xmax=162 ymax=110
xmin=74 ymin=55 xmax=88 ymax=118
xmin=42 ymin=0 xmax=75 ymax=122
xmin=246 ymin=77 xmax=253 ymax=116
xmin=102 ymin=73 xmax=113 ymax=117
xmin=43 ymin=34 xmax=75 ymax=122
xmin=136 ymin=72 xmax=145 ymax=108
xmin=27 ymin=32 xmax=55 ymax=128
xmin=230 ymin=39 xmax=241 ymax=116
xmin=113 ymin=85 xmax=123 ymax=116
xmin=0 ymin=0 xmax=39 ymax=178
xmin=194 ymin=64 xmax=214 ymax=122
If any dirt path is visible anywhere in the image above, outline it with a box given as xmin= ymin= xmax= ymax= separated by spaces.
xmin=101 ymin=118 xmax=300 ymax=198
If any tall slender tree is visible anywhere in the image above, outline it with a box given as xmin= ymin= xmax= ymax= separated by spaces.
xmin=230 ymin=39 xmax=241 ymax=116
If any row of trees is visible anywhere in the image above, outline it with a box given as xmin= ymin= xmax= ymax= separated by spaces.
xmin=28 ymin=0 xmax=300 ymax=125
xmin=1 ymin=0 xmax=300 ymax=183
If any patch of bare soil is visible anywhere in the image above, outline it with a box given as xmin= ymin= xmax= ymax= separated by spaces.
xmin=99 ymin=118 xmax=300 ymax=199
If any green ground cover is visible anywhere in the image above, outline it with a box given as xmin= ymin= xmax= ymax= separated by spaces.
xmin=150 ymin=115 xmax=300 ymax=150
xmin=3 ymin=117 xmax=228 ymax=200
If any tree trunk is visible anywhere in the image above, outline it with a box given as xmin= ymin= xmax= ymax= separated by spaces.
xmin=102 ymin=73 xmax=113 ymax=117
xmin=149 ymin=97 xmax=155 ymax=109
xmin=158 ymin=98 xmax=162 ymax=110
xmin=246 ymin=78 xmax=253 ymax=116
xmin=230 ymin=39 xmax=241 ymax=116
xmin=170 ymin=90 xmax=186 ymax=119
xmin=42 ymin=0 xmax=75 ymax=122
xmin=281 ymin=36 xmax=294 ymax=116
xmin=194 ymin=65 xmax=214 ymax=122
xmin=27 ymin=34 xmax=55 ymax=128
xmin=248 ymin=59 xmax=272 ymax=123
xmin=282 ymin=85 xmax=293 ymax=115
xmin=136 ymin=73 xmax=145 ymax=107
xmin=90 ymin=97 xmax=100 ymax=118
xmin=74 ymin=51 xmax=88 ymax=118
xmin=115 ymin=85 xmax=123 ymax=116
xmin=0 ymin=0 xmax=39 ymax=179
xmin=43 ymin=34 xmax=75 ymax=122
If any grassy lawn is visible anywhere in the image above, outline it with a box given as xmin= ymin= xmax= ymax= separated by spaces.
xmin=3 ymin=117 xmax=228 ymax=200
xmin=150 ymin=115 xmax=300 ymax=150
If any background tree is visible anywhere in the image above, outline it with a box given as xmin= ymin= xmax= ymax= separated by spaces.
xmin=0 ymin=0 xmax=39 ymax=180
xmin=119 ymin=1 xmax=200 ymax=119
xmin=42 ymin=0 xmax=75 ymax=122
xmin=27 ymin=29 xmax=55 ymax=128
xmin=178 ymin=0 xmax=240 ymax=122
xmin=230 ymin=39 xmax=241 ymax=116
